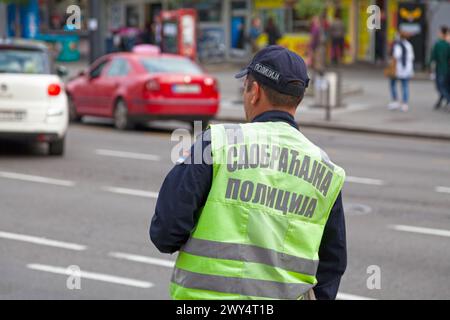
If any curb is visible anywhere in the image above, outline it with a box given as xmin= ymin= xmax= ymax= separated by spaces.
xmin=214 ymin=117 xmax=450 ymax=141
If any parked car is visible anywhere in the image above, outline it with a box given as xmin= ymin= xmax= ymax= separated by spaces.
xmin=0 ymin=39 xmax=69 ymax=156
xmin=66 ymin=48 xmax=220 ymax=130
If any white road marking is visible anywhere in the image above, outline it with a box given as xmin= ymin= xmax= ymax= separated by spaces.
xmin=109 ymin=252 xmax=175 ymax=268
xmin=337 ymin=293 xmax=376 ymax=300
xmin=0 ymin=171 xmax=75 ymax=187
xmin=27 ymin=264 xmax=153 ymax=288
xmin=108 ymin=252 xmax=377 ymax=300
xmin=390 ymin=225 xmax=450 ymax=238
xmin=346 ymin=176 xmax=385 ymax=186
xmin=103 ymin=187 xmax=159 ymax=199
xmin=0 ymin=231 xmax=86 ymax=251
xmin=96 ymin=149 xmax=160 ymax=161
xmin=436 ymin=186 xmax=450 ymax=194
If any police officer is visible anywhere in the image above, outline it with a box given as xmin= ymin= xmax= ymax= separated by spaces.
xmin=150 ymin=46 xmax=347 ymax=300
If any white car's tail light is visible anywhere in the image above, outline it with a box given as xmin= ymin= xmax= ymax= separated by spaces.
xmin=48 ymin=84 xmax=62 ymax=96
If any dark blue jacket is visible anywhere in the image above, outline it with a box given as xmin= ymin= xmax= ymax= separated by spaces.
xmin=150 ymin=111 xmax=347 ymax=300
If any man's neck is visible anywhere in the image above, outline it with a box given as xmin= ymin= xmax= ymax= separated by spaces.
xmin=250 ymin=107 xmax=295 ymax=122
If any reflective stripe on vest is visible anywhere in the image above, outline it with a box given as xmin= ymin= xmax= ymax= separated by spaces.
xmin=182 ymin=237 xmax=319 ymax=276
xmin=170 ymin=122 xmax=346 ymax=300
xmin=172 ymin=267 xmax=314 ymax=300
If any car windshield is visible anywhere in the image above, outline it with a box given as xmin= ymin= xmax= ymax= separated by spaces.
xmin=140 ymin=57 xmax=203 ymax=75
xmin=0 ymin=49 xmax=50 ymax=74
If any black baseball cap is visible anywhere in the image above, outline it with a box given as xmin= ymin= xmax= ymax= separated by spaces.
xmin=235 ymin=45 xmax=310 ymax=97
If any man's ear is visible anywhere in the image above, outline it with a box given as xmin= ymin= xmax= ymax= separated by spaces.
xmin=251 ymin=81 xmax=260 ymax=105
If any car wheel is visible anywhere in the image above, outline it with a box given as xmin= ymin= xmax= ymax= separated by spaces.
xmin=114 ymin=100 xmax=134 ymax=130
xmin=68 ymin=96 xmax=82 ymax=123
xmin=49 ymin=138 xmax=65 ymax=156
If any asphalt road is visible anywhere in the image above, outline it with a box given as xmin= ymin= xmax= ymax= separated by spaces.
xmin=1 ymin=119 xmax=449 ymax=300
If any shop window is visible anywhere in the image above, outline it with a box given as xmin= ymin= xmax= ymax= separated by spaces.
xmin=182 ymin=0 xmax=222 ymax=23
xmin=126 ymin=5 xmax=140 ymax=28
xmin=41 ymin=0 xmax=88 ymax=32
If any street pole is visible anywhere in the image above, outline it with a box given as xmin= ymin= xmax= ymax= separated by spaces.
xmin=0 ymin=3 xmax=6 ymax=38
xmin=88 ymin=0 xmax=103 ymax=63
xmin=325 ymin=80 xmax=331 ymax=122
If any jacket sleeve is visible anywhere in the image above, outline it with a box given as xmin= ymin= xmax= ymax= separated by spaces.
xmin=150 ymin=131 xmax=213 ymax=254
xmin=313 ymin=192 xmax=347 ymax=300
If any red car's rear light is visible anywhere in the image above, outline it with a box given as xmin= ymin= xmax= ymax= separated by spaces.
xmin=204 ymin=78 xmax=218 ymax=92
xmin=145 ymin=79 xmax=160 ymax=92
xmin=204 ymin=78 xmax=214 ymax=86
xmin=48 ymin=83 xmax=61 ymax=96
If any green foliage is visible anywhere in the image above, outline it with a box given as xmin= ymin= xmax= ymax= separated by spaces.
xmin=295 ymin=0 xmax=326 ymax=19
xmin=0 ymin=0 xmax=29 ymax=5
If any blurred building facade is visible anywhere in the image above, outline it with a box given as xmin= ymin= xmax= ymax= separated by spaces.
xmin=0 ymin=3 xmax=7 ymax=38
xmin=2 ymin=0 xmax=450 ymax=67
xmin=100 ymin=0 xmax=450 ymax=68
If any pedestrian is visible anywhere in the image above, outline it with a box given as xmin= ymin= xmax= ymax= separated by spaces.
xmin=429 ymin=26 xmax=450 ymax=110
xmin=152 ymin=15 xmax=163 ymax=49
xmin=249 ymin=17 xmax=263 ymax=53
xmin=310 ymin=15 xmax=327 ymax=73
xmin=264 ymin=17 xmax=281 ymax=46
xmin=329 ymin=9 xmax=346 ymax=65
xmin=387 ymin=31 xmax=415 ymax=112
xmin=150 ymin=46 xmax=347 ymax=300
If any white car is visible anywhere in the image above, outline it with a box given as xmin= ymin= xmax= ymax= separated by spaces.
xmin=0 ymin=39 xmax=68 ymax=156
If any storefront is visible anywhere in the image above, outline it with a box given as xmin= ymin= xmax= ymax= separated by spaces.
xmin=180 ymin=0 xmax=252 ymax=62
xmin=103 ymin=0 xmax=167 ymax=31
xmin=38 ymin=0 xmax=89 ymax=34
xmin=101 ymin=0 xmax=251 ymax=62
xmin=351 ymin=0 xmax=427 ymax=68
xmin=253 ymin=0 xmax=291 ymax=35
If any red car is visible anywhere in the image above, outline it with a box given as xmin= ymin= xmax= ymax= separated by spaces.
xmin=66 ymin=50 xmax=219 ymax=130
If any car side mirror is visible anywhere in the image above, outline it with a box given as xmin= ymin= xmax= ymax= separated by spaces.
xmin=89 ymin=71 xmax=101 ymax=80
xmin=56 ymin=65 xmax=69 ymax=78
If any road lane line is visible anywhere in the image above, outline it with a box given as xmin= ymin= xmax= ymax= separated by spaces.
xmin=337 ymin=293 xmax=376 ymax=300
xmin=390 ymin=225 xmax=450 ymax=238
xmin=346 ymin=176 xmax=385 ymax=186
xmin=0 ymin=171 xmax=75 ymax=187
xmin=96 ymin=149 xmax=160 ymax=161
xmin=0 ymin=231 xmax=86 ymax=251
xmin=436 ymin=186 xmax=450 ymax=194
xmin=109 ymin=252 xmax=375 ymax=300
xmin=103 ymin=187 xmax=159 ymax=199
xmin=109 ymin=252 xmax=175 ymax=268
xmin=27 ymin=264 xmax=153 ymax=289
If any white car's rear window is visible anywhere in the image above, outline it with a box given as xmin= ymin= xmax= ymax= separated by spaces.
xmin=0 ymin=49 xmax=50 ymax=74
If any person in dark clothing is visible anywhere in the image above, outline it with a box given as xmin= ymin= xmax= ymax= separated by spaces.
xmin=430 ymin=26 xmax=450 ymax=110
xmin=330 ymin=9 xmax=346 ymax=65
xmin=150 ymin=46 xmax=347 ymax=300
xmin=265 ymin=17 xmax=282 ymax=46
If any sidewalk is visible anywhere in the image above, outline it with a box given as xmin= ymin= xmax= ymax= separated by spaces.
xmin=213 ymin=66 xmax=450 ymax=140
xmin=59 ymin=60 xmax=450 ymax=140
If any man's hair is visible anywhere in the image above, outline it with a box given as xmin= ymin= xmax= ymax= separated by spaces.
xmin=246 ymin=74 xmax=303 ymax=108
xmin=441 ymin=25 xmax=448 ymax=35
